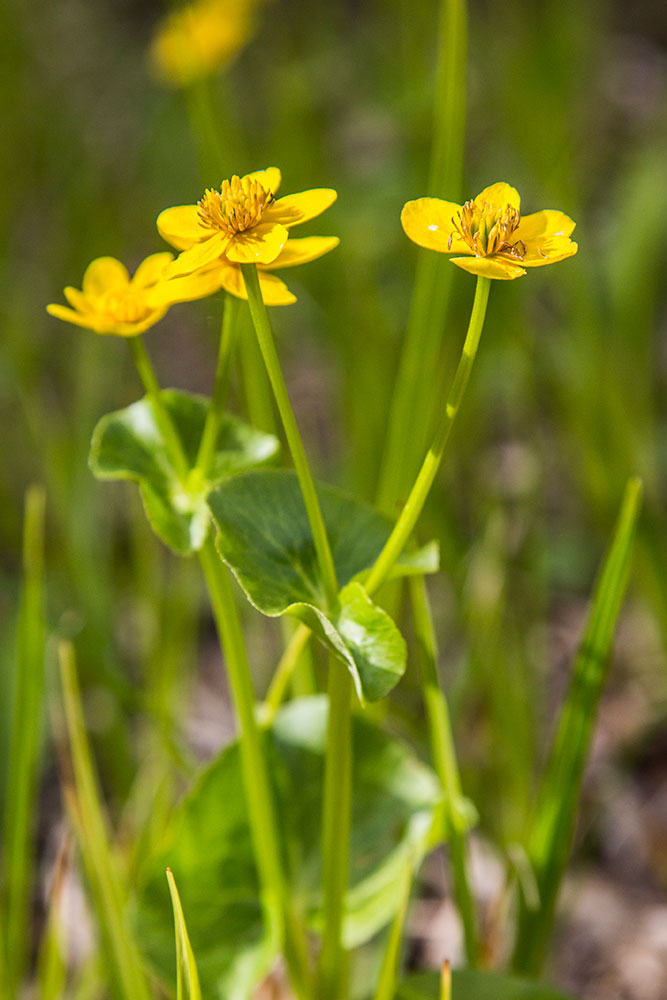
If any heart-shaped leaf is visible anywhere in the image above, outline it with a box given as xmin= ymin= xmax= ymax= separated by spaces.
xmin=396 ymin=969 xmax=577 ymax=1000
xmin=208 ymin=470 xmax=437 ymax=701
xmin=135 ymin=696 xmax=440 ymax=1000
xmin=89 ymin=390 xmax=279 ymax=555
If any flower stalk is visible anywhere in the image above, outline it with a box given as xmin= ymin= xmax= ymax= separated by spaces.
xmin=195 ymin=292 xmax=240 ymax=476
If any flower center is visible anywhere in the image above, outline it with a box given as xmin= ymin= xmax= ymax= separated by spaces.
xmin=449 ymin=200 xmax=526 ymax=260
xmin=197 ymin=175 xmax=273 ymax=236
xmin=101 ymin=289 xmax=152 ymax=324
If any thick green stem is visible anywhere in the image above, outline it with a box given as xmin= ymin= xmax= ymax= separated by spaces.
xmin=196 ymin=294 xmax=240 ymax=476
xmin=366 ymin=277 xmax=491 ymax=596
xmin=198 ymin=537 xmax=312 ymax=1000
xmin=377 ymin=0 xmax=467 ymax=512
xmin=128 ymin=337 xmax=190 ymax=483
xmin=410 ymin=574 xmax=479 ymax=964
xmin=241 ymin=263 xmax=338 ymax=606
xmin=317 ymin=662 xmax=353 ymax=1000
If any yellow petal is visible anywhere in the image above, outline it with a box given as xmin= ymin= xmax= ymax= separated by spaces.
xmin=261 ymin=236 xmax=340 ymax=270
xmin=474 ymin=183 xmax=521 ymax=212
xmin=521 ymin=240 xmax=578 ymax=267
xmin=145 ymin=268 xmax=223 ymax=307
xmin=224 ymin=222 xmax=288 ymax=264
xmin=157 ymin=205 xmax=207 ymax=251
xmin=47 ymin=303 xmax=99 ymax=331
xmin=263 ymin=189 xmax=337 ymax=229
xmin=82 ymin=257 xmax=130 ymax=296
xmin=244 ymin=167 xmax=282 ymax=195
xmin=63 ymin=287 xmax=90 ymax=311
xmin=401 ymin=198 xmax=468 ymax=254
xmin=163 ymin=232 xmax=230 ymax=277
xmin=131 ymin=252 xmax=175 ymax=288
xmin=451 ymin=256 xmax=525 ymax=280
xmin=112 ymin=308 xmax=168 ymax=337
xmin=515 ymin=209 xmax=576 ymax=244
xmin=217 ymin=262 xmax=296 ymax=305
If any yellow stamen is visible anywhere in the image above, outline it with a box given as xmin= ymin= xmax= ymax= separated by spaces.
xmin=451 ymin=200 xmax=526 ymax=261
xmin=197 ymin=175 xmax=274 ymax=236
xmin=101 ymin=289 xmax=152 ymax=324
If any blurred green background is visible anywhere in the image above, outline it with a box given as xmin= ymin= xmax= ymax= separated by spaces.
xmin=1 ymin=0 xmax=666 ymax=995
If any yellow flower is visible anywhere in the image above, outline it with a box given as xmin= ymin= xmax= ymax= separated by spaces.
xmin=47 ymin=253 xmax=220 ymax=337
xmin=149 ymin=0 xmax=262 ymax=88
xmin=401 ymin=182 xmax=578 ymax=280
xmin=158 ymin=168 xmax=337 ymax=277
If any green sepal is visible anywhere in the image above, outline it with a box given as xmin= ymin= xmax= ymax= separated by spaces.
xmin=135 ymin=696 xmax=440 ymax=1000
xmin=208 ymin=469 xmax=438 ymax=701
xmin=396 ymin=969 xmax=578 ymax=1000
xmin=88 ymin=390 xmax=280 ymax=555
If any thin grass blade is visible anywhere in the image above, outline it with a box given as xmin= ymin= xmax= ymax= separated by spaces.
xmin=167 ymin=868 xmax=202 ymax=1000
xmin=513 ymin=476 xmax=643 ymax=974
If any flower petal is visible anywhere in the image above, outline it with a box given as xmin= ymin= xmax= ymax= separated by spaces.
xmin=82 ymin=257 xmax=130 ymax=296
xmin=145 ymin=268 xmax=223 ymax=307
xmin=244 ymin=167 xmax=282 ymax=195
xmin=131 ymin=252 xmax=175 ymax=288
xmin=521 ymin=240 xmax=578 ymax=267
xmin=63 ymin=286 xmax=90 ymax=311
xmin=474 ymin=183 xmax=521 ymax=212
xmin=515 ymin=209 xmax=576 ymax=244
xmin=224 ymin=223 xmax=288 ymax=264
xmin=157 ymin=205 xmax=207 ymax=251
xmin=451 ymin=256 xmax=525 ymax=280
xmin=217 ymin=261 xmax=296 ymax=305
xmin=401 ymin=198 xmax=468 ymax=254
xmin=163 ymin=232 xmax=230 ymax=277
xmin=263 ymin=189 xmax=337 ymax=229
xmin=261 ymin=235 xmax=340 ymax=270
xmin=47 ymin=303 xmax=99 ymax=331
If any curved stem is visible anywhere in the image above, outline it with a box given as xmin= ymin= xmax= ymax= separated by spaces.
xmin=317 ymin=662 xmax=353 ymax=1000
xmin=366 ymin=276 xmax=491 ymax=596
xmin=264 ymin=623 xmax=312 ymax=723
xmin=196 ymin=294 xmax=240 ymax=476
xmin=128 ymin=337 xmax=190 ymax=483
xmin=409 ymin=574 xmax=479 ymax=964
xmin=199 ymin=537 xmax=312 ymax=1000
xmin=241 ymin=263 xmax=338 ymax=606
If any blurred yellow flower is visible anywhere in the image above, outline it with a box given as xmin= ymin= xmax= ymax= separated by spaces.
xmin=47 ymin=253 xmax=219 ymax=337
xmin=158 ymin=168 xmax=337 ymax=277
xmin=401 ymin=182 xmax=578 ymax=280
xmin=149 ymin=0 xmax=262 ymax=87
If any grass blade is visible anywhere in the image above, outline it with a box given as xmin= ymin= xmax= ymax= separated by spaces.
xmin=57 ymin=640 xmax=153 ymax=1000
xmin=3 ymin=484 xmax=46 ymax=991
xmin=166 ymin=868 xmax=202 ymax=1000
xmin=513 ymin=476 xmax=643 ymax=974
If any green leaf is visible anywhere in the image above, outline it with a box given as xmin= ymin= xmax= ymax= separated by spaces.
xmin=513 ymin=477 xmax=642 ymax=975
xmin=208 ymin=470 xmax=436 ymax=701
xmin=396 ymin=969 xmax=577 ymax=1000
xmin=135 ymin=696 xmax=440 ymax=1000
xmin=89 ymin=390 xmax=279 ymax=555
xmin=166 ymin=869 xmax=202 ymax=1000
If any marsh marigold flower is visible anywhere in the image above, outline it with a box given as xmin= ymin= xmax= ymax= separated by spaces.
xmin=401 ymin=182 xmax=577 ymax=280
xmin=158 ymin=168 xmax=337 ymax=278
xmin=47 ymin=253 xmax=219 ymax=337
xmin=149 ymin=0 xmax=262 ymax=87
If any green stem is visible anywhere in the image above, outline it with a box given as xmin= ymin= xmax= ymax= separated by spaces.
xmin=377 ymin=0 xmax=467 ymax=512
xmin=317 ymin=662 xmax=353 ymax=1000
xmin=409 ymin=574 xmax=479 ymax=964
xmin=241 ymin=263 xmax=338 ymax=606
xmin=196 ymin=294 xmax=240 ymax=476
xmin=264 ymin=623 xmax=312 ymax=723
xmin=128 ymin=336 xmax=190 ymax=483
xmin=372 ymin=858 xmax=414 ymax=1000
xmin=198 ymin=537 xmax=312 ymax=1000
xmin=366 ymin=276 xmax=491 ymax=596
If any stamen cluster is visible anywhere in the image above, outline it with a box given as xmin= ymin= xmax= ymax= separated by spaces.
xmin=450 ymin=200 xmax=527 ymax=260
xmin=102 ymin=289 xmax=152 ymax=324
xmin=198 ymin=175 xmax=273 ymax=236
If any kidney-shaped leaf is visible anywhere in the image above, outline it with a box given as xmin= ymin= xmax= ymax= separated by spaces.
xmin=89 ymin=390 xmax=279 ymax=555
xmin=135 ymin=696 xmax=440 ymax=1000
xmin=396 ymin=969 xmax=577 ymax=1000
xmin=208 ymin=470 xmax=437 ymax=701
